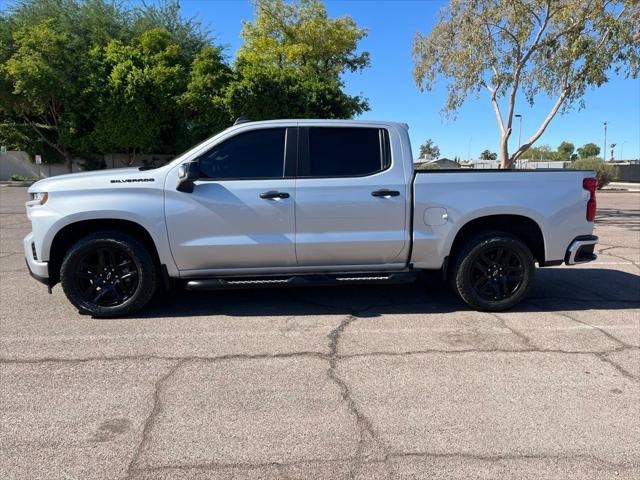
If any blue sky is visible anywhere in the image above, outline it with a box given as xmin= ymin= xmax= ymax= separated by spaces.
xmin=176 ymin=0 xmax=639 ymax=160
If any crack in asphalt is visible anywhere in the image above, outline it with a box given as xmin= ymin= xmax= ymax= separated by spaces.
xmin=131 ymin=458 xmax=356 ymax=475
xmin=595 ymin=352 xmax=640 ymax=383
xmin=126 ymin=360 xmax=185 ymax=479
xmin=596 ymin=243 xmax=640 ymax=268
xmin=605 ymin=252 xmax=640 ymax=268
xmin=326 ymin=311 xmax=391 ymax=479
xmin=512 ymin=301 xmax=639 ymax=383
xmin=0 ymin=351 xmax=330 ymax=365
xmin=2 ymin=345 xmax=638 ymax=365
xmin=121 ymin=307 xmax=395 ymax=479
xmin=341 ymin=345 xmax=639 ymax=359
xmin=488 ymin=312 xmax=537 ymax=349
xmin=555 ymin=310 xmax=636 ymax=350
xmin=384 ymin=451 xmax=635 ymax=470
xmin=127 ymin=451 xmax=634 ymax=477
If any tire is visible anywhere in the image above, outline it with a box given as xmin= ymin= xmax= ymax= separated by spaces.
xmin=60 ymin=231 xmax=158 ymax=317
xmin=450 ymin=231 xmax=534 ymax=311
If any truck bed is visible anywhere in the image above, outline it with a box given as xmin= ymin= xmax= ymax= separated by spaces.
xmin=409 ymin=169 xmax=596 ymax=269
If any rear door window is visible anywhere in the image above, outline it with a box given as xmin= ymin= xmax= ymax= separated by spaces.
xmin=303 ymin=127 xmax=390 ymax=177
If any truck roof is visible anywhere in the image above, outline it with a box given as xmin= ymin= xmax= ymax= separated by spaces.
xmin=231 ymin=118 xmax=409 ymax=130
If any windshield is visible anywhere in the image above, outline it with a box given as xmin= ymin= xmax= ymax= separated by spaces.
xmin=137 ymin=126 xmax=233 ymax=171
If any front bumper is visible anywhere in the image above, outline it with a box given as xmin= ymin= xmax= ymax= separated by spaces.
xmin=565 ymin=235 xmax=598 ymax=265
xmin=23 ymin=232 xmax=49 ymax=285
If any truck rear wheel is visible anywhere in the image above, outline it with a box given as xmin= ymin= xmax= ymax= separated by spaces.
xmin=451 ymin=232 xmax=534 ymax=311
xmin=60 ymin=231 xmax=158 ymax=317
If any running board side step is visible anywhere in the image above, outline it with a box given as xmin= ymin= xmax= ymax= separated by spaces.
xmin=185 ymin=272 xmax=417 ymax=291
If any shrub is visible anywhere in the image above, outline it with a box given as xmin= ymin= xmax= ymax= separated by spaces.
xmin=569 ymin=158 xmax=616 ymax=189
xmin=9 ymin=174 xmax=38 ymax=182
xmin=415 ymin=162 xmax=441 ymax=170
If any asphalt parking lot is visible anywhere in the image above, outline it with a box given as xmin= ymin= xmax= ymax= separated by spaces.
xmin=1 ymin=186 xmax=638 ymax=479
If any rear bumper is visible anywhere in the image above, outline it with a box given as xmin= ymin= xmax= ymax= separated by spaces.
xmin=565 ymin=235 xmax=598 ymax=265
xmin=23 ymin=232 xmax=49 ymax=284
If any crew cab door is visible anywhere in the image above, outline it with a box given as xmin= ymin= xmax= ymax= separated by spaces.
xmin=165 ymin=127 xmax=297 ymax=273
xmin=294 ymin=126 xmax=409 ymax=267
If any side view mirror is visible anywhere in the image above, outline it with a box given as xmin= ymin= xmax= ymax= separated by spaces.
xmin=177 ymin=161 xmax=200 ymax=193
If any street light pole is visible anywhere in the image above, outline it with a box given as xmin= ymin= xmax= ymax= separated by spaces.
xmin=603 ymin=121 xmax=607 ymax=161
xmin=515 ymin=114 xmax=523 ymax=149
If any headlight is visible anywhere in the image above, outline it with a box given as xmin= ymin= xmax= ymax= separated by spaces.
xmin=29 ymin=192 xmax=48 ymax=205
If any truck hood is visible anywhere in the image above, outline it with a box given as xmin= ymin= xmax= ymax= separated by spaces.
xmin=28 ymin=167 xmax=160 ymax=193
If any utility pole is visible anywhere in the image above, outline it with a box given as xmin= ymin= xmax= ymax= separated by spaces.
xmin=603 ymin=121 xmax=607 ymax=161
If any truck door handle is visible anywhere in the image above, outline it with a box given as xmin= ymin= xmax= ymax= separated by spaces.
xmin=371 ymin=189 xmax=400 ymax=198
xmin=260 ymin=191 xmax=290 ymax=199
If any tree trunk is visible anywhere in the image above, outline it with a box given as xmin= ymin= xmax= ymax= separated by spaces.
xmin=499 ymin=133 xmax=511 ymax=169
xmin=64 ymin=152 xmax=73 ymax=173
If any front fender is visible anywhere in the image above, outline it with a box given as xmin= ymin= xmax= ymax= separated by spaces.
xmin=36 ymin=188 xmax=178 ymax=277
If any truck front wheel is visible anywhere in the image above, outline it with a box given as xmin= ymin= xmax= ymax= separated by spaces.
xmin=60 ymin=231 xmax=158 ymax=317
xmin=451 ymin=232 xmax=534 ymax=311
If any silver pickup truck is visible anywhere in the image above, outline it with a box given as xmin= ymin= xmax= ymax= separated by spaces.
xmin=24 ymin=119 xmax=598 ymax=317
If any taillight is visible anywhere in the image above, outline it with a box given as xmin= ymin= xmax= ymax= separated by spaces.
xmin=583 ymin=177 xmax=597 ymax=221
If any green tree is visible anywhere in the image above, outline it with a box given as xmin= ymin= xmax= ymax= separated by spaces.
xmin=91 ymin=29 xmax=190 ymax=162
xmin=413 ymin=0 xmax=639 ymax=169
xmin=131 ymin=0 xmax=209 ymax=59
xmin=556 ymin=141 xmax=575 ymax=161
xmin=226 ymin=0 xmax=370 ymax=120
xmin=180 ymin=46 xmax=233 ymax=143
xmin=2 ymin=19 xmax=84 ymax=170
xmin=419 ymin=139 xmax=440 ymax=160
xmin=577 ymin=143 xmax=601 ymax=159
xmin=480 ymin=149 xmax=498 ymax=160
xmin=519 ymin=144 xmax=554 ymax=161
xmin=0 ymin=0 xmax=221 ymax=168
xmin=0 ymin=0 xmax=130 ymax=169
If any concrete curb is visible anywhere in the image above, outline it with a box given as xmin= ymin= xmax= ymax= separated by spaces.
xmin=0 ymin=181 xmax=35 ymax=187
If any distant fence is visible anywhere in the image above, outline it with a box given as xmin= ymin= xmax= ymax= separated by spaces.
xmin=462 ymin=160 xmax=567 ymax=169
xmin=0 ymin=151 xmax=174 ymax=180
xmin=613 ymin=164 xmax=640 ymax=183
xmin=461 ymin=160 xmax=640 ymax=181
xmin=1 ymin=151 xmax=80 ymax=179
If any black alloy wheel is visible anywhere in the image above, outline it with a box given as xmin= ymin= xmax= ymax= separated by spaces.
xmin=60 ymin=231 xmax=158 ymax=317
xmin=74 ymin=246 xmax=139 ymax=307
xmin=469 ymin=246 xmax=525 ymax=302
xmin=451 ymin=231 xmax=534 ymax=311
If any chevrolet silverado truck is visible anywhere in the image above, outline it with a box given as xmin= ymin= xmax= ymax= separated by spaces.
xmin=24 ymin=119 xmax=599 ymax=317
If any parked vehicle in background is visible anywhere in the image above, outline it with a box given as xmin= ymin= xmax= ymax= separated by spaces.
xmin=24 ymin=119 xmax=599 ymax=317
